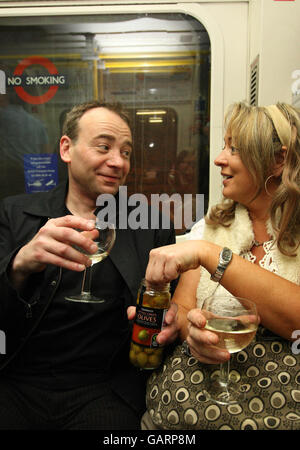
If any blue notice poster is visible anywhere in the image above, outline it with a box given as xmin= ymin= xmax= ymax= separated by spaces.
xmin=24 ymin=154 xmax=58 ymax=193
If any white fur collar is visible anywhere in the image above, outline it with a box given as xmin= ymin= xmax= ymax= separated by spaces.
xmin=196 ymin=204 xmax=300 ymax=307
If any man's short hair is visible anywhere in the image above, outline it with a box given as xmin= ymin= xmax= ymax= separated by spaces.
xmin=62 ymin=100 xmax=132 ymax=141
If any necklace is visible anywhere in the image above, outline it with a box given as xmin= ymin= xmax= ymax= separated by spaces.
xmin=252 ymin=239 xmax=267 ymax=247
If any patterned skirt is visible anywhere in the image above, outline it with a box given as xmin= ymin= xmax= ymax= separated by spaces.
xmin=146 ymin=327 xmax=300 ymax=430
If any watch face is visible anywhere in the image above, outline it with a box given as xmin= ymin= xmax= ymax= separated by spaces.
xmin=222 ymin=248 xmax=232 ymax=262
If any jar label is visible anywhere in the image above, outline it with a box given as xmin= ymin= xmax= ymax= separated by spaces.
xmin=132 ymin=305 xmax=167 ymax=348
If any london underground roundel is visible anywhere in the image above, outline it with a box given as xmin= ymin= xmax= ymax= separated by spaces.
xmin=13 ymin=56 xmax=59 ymax=105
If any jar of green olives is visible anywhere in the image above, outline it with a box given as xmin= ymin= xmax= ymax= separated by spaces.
xmin=129 ymin=279 xmax=171 ymax=369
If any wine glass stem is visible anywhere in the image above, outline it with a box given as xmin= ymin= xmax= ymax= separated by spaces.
xmin=220 ymin=359 xmax=230 ymax=385
xmin=81 ymin=266 xmax=93 ymax=295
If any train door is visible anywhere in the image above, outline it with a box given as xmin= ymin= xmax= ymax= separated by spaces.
xmin=0 ymin=2 xmax=248 ymax=234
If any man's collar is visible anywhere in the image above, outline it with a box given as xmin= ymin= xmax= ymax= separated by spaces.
xmin=22 ymin=181 xmax=69 ymax=218
xmin=22 ymin=182 xmax=124 ymax=222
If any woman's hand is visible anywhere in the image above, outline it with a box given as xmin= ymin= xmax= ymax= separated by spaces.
xmin=127 ymin=302 xmax=179 ymax=346
xmin=146 ymin=241 xmax=205 ymax=283
xmin=185 ymin=308 xmax=230 ymax=364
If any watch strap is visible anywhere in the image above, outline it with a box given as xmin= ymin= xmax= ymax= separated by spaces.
xmin=210 ymin=247 xmax=233 ymax=282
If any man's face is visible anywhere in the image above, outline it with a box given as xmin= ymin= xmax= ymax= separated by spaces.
xmin=61 ymin=107 xmax=132 ymax=198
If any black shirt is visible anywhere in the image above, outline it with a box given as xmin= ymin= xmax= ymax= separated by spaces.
xmin=4 ymin=239 xmax=130 ymax=389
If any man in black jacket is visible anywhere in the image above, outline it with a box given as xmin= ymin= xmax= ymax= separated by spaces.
xmin=0 ymin=101 xmax=177 ymax=430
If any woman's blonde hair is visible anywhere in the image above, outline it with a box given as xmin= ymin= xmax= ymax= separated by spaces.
xmin=207 ymin=102 xmax=300 ymax=256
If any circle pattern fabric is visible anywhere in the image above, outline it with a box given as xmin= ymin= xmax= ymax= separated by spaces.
xmin=146 ymin=327 xmax=300 ymax=430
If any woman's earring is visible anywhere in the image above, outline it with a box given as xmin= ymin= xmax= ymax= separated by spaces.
xmin=264 ymin=174 xmax=274 ymax=196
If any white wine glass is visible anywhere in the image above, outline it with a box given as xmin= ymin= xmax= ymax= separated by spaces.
xmin=201 ymin=295 xmax=258 ymax=405
xmin=65 ymin=218 xmax=116 ymax=303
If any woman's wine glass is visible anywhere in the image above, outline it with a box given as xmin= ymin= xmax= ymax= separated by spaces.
xmin=201 ymin=295 xmax=258 ymax=405
xmin=65 ymin=218 xmax=116 ymax=303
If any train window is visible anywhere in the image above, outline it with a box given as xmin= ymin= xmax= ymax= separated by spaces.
xmin=0 ymin=13 xmax=210 ymax=233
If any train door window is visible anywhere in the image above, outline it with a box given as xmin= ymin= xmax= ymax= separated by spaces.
xmin=0 ymin=13 xmax=210 ymax=233
xmin=125 ymin=107 xmax=178 ymax=197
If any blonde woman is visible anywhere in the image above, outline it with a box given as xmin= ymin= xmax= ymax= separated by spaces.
xmin=143 ymin=102 xmax=300 ymax=430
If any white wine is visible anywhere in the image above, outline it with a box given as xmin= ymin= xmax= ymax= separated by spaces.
xmin=74 ymin=239 xmax=108 ymax=265
xmin=87 ymin=251 xmax=108 ymax=265
xmin=205 ymin=318 xmax=257 ymax=353
xmin=66 ymin=223 xmax=115 ymax=303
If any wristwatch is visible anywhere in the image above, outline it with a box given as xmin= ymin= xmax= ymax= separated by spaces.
xmin=210 ymin=247 xmax=233 ymax=282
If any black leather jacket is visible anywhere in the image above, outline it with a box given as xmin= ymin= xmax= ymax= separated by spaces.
xmin=0 ymin=182 xmax=175 ymax=414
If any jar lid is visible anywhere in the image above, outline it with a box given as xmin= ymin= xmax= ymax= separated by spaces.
xmin=141 ymin=278 xmax=170 ymax=291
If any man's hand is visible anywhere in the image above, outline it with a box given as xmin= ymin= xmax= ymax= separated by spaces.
xmin=127 ymin=302 xmax=179 ymax=346
xmin=10 ymin=215 xmax=99 ymax=288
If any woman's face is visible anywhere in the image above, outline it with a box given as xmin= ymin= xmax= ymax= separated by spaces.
xmin=214 ymin=132 xmax=259 ymax=206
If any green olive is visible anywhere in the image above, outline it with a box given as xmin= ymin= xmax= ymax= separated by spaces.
xmin=131 ymin=343 xmax=140 ymax=353
xmin=138 ymin=329 xmax=149 ymax=341
xmin=136 ymin=352 xmax=148 ymax=367
xmin=152 ymin=295 xmax=167 ymax=307
xmin=129 ymin=349 xmax=137 ymax=364
xmin=148 ymin=353 xmax=161 ymax=368
xmin=144 ymin=347 xmax=154 ymax=354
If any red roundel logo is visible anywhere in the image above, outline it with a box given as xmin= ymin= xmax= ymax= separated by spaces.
xmin=13 ymin=56 xmax=59 ymax=105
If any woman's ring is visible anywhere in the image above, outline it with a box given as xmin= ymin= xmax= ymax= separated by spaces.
xmin=181 ymin=340 xmax=192 ymax=357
